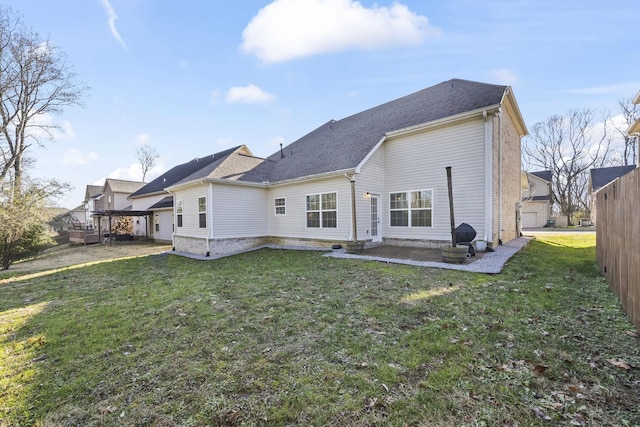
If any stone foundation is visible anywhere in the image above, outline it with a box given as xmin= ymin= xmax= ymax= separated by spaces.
xmin=381 ymin=238 xmax=451 ymax=249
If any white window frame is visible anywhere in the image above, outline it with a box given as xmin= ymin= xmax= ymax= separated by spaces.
xmin=306 ymin=192 xmax=337 ymax=228
xmin=176 ymin=200 xmax=183 ymax=228
xmin=274 ymin=197 xmax=286 ymax=216
xmin=389 ymin=189 xmax=433 ymax=227
xmin=198 ymin=196 xmax=207 ymax=228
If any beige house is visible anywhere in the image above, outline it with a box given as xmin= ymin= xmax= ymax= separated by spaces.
xmin=521 ymin=170 xmax=552 ymax=228
xmin=165 ymin=79 xmax=527 ymax=257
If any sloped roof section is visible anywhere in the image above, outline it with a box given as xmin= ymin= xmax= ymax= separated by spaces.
xmin=590 ymin=165 xmax=637 ymax=192
xmin=84 ymin=185 xmax=102 ymax=202
xmin=130 ymin=146 xmax=243 ymax=198
xmin=242 ymin=78 xmax=510 ymax=183
xmin=105 ymin=178 xmax=145 ymax=194
xmin=529 ymin=170 xmax=552 ymax=182
xmin=148 ymin=196 xmax=173 ymax=210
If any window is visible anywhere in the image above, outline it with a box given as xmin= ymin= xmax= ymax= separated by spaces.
xmin=155 ymin=215 xmax=160 ymax=232
xmin=176 ymin=200 xmax=183 ymax=227
xmin=198 ymin=196 xmax=207 ymax=228
xmin=275 ymin=197 xmax=286 ymax=215
xmin=390 ymin=190 xmax=432 ymax=227
xmin=306 ymin=192 xmax=337 ymax=228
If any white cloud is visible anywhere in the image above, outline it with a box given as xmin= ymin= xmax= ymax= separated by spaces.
xmin=100 ymin=0 xmax=129 ymax=51
xmin=135 ymin=133 xmax=149 ymax=146
xmin=105 ymin=159 xmax=167 ymax=183
xmin=241 ymin=0 xmax=436 ymax=63
xmin=63 ymin=148 xmax=99 ymax=166
xmin=491 ymin=68 xmax=518 ymax=86
xmin=226 ymin=84 xmax=276 ymax=104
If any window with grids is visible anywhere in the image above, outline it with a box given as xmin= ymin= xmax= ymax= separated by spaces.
xmin=390 ymin=190 xmax=432 ymax=227
xmin=306 ymin=192 xmax=337 ymax=228
xmin=274 ymin=197 xmax=286 ymax=215
xmin=176 ymin=200 xmax=183 ymax=227
xmin=198 ymin=196 xmax=207 ymax=228
xmin=155 ymin=215 xmax=160 ymax=232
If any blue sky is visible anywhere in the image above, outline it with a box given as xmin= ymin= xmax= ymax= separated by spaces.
xmin=3 ymin=0 xmax=639 ymax=208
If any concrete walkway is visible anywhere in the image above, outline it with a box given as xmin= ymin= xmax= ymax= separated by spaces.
xmin=325 ymin=236 xmax=533 ymax=274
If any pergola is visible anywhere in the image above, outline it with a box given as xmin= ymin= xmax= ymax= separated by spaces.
xmin=91 ymin=210 xmax=150 ymax=244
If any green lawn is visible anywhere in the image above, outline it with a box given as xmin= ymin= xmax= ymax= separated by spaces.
xmin=1 ymin=234 xmax=639 ymax=426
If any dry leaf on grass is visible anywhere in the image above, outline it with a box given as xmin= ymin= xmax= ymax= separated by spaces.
xmin=607 ymin=358 xmax=634 ymax=370
xmin=531 ymin=406 xmax=551 ymax=420
xmin=625 ymin=330 xmax=639 ymax=338
xmin=533 ymin=364 xmax=548 ymax=376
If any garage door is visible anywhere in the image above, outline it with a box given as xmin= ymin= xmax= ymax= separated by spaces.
xmin=522 ymin=212 xmax=537 ymax=228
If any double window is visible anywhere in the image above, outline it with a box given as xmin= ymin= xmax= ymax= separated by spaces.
xmin=306 ymin=192 xmax=337 ymax=228
xmin=390 ymin=190 xmax=432 ymax=227
xmin=198 ymin=196 xmax=207 ymax=228
xmin=274 ymin=197 xmax=286 ymax=215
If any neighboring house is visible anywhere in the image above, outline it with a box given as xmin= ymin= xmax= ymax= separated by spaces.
xmin=92 ymin=178 xmax=146 ymax=234
xmin=83 ymin=185 xmax=103 ymax=229
xmin=627 ymin=90 xmax=640 ymax=140
xmin=166 ymin=78 xmax=527 ymax=257
xmin=589 ymin=165 xmax=637 ymax=225
xmin=521 ymin=170 xmax=552 ymax=228
xmin=128 ymin=153 xmax=243 ymax=243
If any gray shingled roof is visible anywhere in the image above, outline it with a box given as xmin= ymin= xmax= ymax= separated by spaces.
xmin=590 ymin=165 xmax=637 ymax=191
xmin=130 ymin=146 xmax=242 ymax=198
xmin=530 ymin=170 xmax=552 ymax=182
xmin=241 ymin=78 xmax=508 ymax=183
xmin=148 ymin=196 xmax=173 ymax=210
xmin=84 ymin=185 xmax=102 ymax=202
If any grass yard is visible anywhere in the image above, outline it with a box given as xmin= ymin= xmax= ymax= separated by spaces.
xmin=1 ymin=234 xmax=639 ymax=426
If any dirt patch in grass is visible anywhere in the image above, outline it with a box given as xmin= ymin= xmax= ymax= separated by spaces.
xmin=4 ymin=242 xmax=172 ymax=275
xmin=362 ymin=245 xmax=487 ymax=263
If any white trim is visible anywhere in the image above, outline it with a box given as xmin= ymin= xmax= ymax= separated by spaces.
xmin=385 ymin=105 xmax=501 ymax=139
xmin=370 ymin=194 xmax=382 ymax=243
xmin=388 ymin=189 xmax=433 ymax=228
xmin=305 ymin=191 xmax=338 ymax=229
xmin=274 ymin=197 xmax=286 ymax=216
xmin=355 ymin=137 xmax=386 ymax=173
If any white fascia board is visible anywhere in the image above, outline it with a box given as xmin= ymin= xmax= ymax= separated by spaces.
xmin=268 ymin=168 xmax=357 ymax=187
xmin=355 ymin=137 xmax=386 ymax=174
xmin=627 ymin=118 xmax=640 ymax=135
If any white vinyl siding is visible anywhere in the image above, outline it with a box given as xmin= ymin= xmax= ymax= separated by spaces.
xmin=267 ymin=176 xmax=351 ymax=241
xmin=355 ymin=148 xmax=385 ymax=240
xmin=382 ymin=118 xmax=486 ymax=241
xmin=211 ymin=184 xmax=268 ymax=238
xmin=173 ymin=185 xmax=208 ymax=237
xmin=152 ymin=209 xmax=174 ymax=242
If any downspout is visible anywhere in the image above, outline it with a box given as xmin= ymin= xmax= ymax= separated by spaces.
xmin=345 ymin=173 xmax=358 ymax=241
xmin=166 ymin=188 xmax=176 ymax=251
xmin=497 ymin=108 xmax=503 ymax=245
xmin=203 ymin=179 xmax=213 ymax=257
xmin=483 ymin=110 xmax=493 ymax=243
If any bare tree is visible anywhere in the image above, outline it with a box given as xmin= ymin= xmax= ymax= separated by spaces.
xmin=523 ymin=109 xmax=614 ymax=224
xmin=612 ymin=97 xmax=639 ymax=166
xmin=136 ymin=144 xmax=159 ymax=182
xmin=0 ymin=6 xmax=86 ymax=188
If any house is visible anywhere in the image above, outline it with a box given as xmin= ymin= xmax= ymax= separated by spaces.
xmin=83 ymin=185 xmax=103 ymax=229
xmin=589 ymin=165 xmax=637 ymax=225
xmin=521 ymin=170 xmax=552 ymax=228
xmin=87 ymin=178 xmax=146 ymax=237
xmin=128 ymin=152 xmax=247 ymax=243
xmin=164 ymin=79 xmax=527 ymax=257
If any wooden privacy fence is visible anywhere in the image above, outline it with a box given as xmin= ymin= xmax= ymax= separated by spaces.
xmin=595 ymin=167 xmax=640 ymax=332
